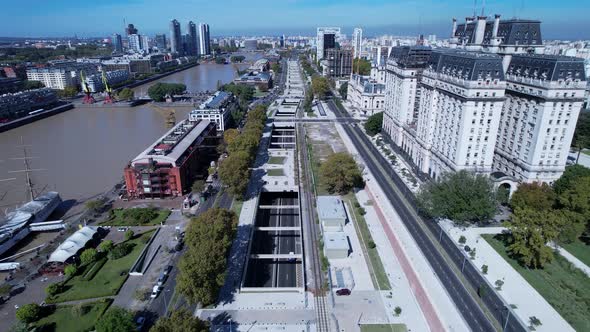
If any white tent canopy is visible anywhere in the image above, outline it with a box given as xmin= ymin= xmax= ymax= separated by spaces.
xmin=48 ymin=226 xmax=98 ymax=263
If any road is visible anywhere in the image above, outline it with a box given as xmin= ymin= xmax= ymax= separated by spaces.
xmin=326 ymin=99 xmax=506 ymax=332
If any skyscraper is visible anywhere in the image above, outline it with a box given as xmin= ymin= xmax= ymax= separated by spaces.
xmin=112 ymin=33 xmax=123 ymax=53
xmin=155 ymin=34 xmax=167 ymax=51
xmin=141 ymin=35 xmax=150 ymax=52
xmin=316 ymin=27 xmax=340 ymax=61
xmin=169 ymin=19 xmax=183 ymax=55
xmin=352 ymin=28 xmax=363 ymax=58
xmin=279 ymin=35 xmax=285 ymax=48
xmin=128 ymin=34 xmax=142 ymax=53
xmin=125 ymin=23 xmax=138 ymax=35
xmin=187 ymin=21 xmax=198 ymax=56
xmin=198 ymin=23 xmax=211 ymax=56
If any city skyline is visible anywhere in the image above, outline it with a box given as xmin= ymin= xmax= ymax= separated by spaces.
xmin=2 ymin=0 xmax=590 ymax=39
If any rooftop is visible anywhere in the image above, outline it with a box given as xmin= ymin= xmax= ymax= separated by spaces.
xmin=200 ymin=91 xmax=232 ymax=109
xmin=317 ymin=196 xmax=347 ymax=221
xmin=324 ymin=232 xmax=349 ymax=251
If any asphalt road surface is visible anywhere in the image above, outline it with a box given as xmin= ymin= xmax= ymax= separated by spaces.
xmin=326 ymin=99 xmax=506 ymax=332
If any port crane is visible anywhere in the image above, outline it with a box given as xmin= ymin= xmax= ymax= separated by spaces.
xmin=80 ymin=70 xmax=96 ymax=104
xmin=102 ymin=71 xmax=114 ymax=104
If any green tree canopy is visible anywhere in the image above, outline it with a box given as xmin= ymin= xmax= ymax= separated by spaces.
xmin=58 ymin=86 xmax=79 ymax=98
xmin=98 ymin=240 xmax=114 ymax=253
xmin=85 ymin=199 xmax=104 ymax=212
xmin=417 ymin=170 xmax=497 ymax=225
xmin=553 ymin=164 xmax=590 ymax=194
xmin=364 ymin=112 xmax=383 ymax=136
xmin=215 ymin=57 xmax=227 ymax=64
xmin=116 ymin=88 xmax=135 ymax=101
xmin=222 ymin=83 xmax=255 ymax=105
xmin=506 ymin=208 xmax=564 ymax=268
xmin=339 ymin=82 xmax=348 ymax=100
xmin=147 ymin=83 xmax=186 ymax=102
xmin=352 ymin=58 xmax=371 ymax=75
xmin=230 ymin=55 xmax=246 ymax=63
xmin=64 ymin=264 xmax=77 ymax=276
xmin=177 ymin=208 xmax=237 ymax=305
xmin=22 ymin=80 xmax=44 ymax=90
xmin=320 ymin=153 xmax=364 ymax=194
xmin=150 ymin=309 xmax=209 ymax=332
xmin=80 ymin=248 xmax=98 ymax=265
xmin=223 ymin=128 xmax=240 ymax=146
xmin=95 ymin=306 xmax=136 ymax=332
xmin=311 ymin=75 xmax=330 ymax=100
xmin=218 ymin=151 xmax=251 ymax=197
xmin=192 ymin=180 xmax=206 ymax=193
xmin=15 ymin=303 xmax=41 ymax=324
xmin=510 ymin=182 xmax=556 ymax=211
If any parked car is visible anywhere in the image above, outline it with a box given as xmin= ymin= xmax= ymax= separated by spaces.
xmin=150 ymin=285 xmax=161 ymax=298
xmin=336 ymin=288 xmax=351 ymax=296
xmin=117 ymin=227 xmax=128 ymax=232
xmin=174 ymin=241 xmax=184 ymax=252
xmin=164 ymin=265 xmax=173 ymax=276
xmin=157 ymin=271 xmax=168 ymax=286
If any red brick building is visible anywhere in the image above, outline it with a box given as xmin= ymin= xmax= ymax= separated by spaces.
xmin=124 ymin=119 xmax=217 ymax=199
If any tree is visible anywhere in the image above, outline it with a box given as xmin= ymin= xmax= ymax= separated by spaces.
xmin=223 ymin=128 xmax=240 ymax=146
xmin=458 ymin=235 xmax=467 ymax=245
xmin=572 ymin=111 xmax=590 ymax=161
xmin=218 ymin=151 xmax=251 ymax=197
xmin=95 ymin=306 xmax=136 ymax=332
xmin=510 ymin=182 xmax=555 ymax=211
xmin=553 ymin=164 xmax=590 ymax=194
xmin=469 ymin=248 xmax=476 ymax=260
xmin=271 ymin=63 xmax=281 ymax=73
xmin=215 ymin=57 xmax=227 ymax=64
xmin=320 ymin=153 xmax=364 ymax=195
xmin=45 ymin=283 xmax=63 ymax=297
xmin=481 ymin=264 xmax=488 ymax=274
xmin=108 ymin=242 xmax=134 ymax=260
xmin=364 ymin=112 xmax=383 ymax=136
xmin=80 ymin=248 xmax=98 ymax=265
xmin=192 ymin=180 xmax=206 ymax=194
xmin=230 ymin=55 xmax=245 ymax=63
xmin=22 ymin=80 xmax=44 ymax=90
xmin=352 ymin=58 xmax=371 ymax=75
xmin=150 ymin=308 xmax=209 ymax=332
xmin=556 ymin=176 xmax=590 ymax=242
xmin=71 ymin=303 xmax=90 ymax=317
xmin=125 ymin=230 xmax=135 ymax=241
xmin=177 ymin=208 xmax=238 ymax=305
xmin=417 ymin=170 xmax=497 ymax=225
xmin=148 ymin=83 xmax=186 ymax=102
xmin=495 ymin=279 xmax=504 ymax=290
xmin=64 ymin=264 xmax=77 ymax=277
xmin=394 ymin=306 xmax=402 ymax=316
xmin=506 ymin=208 xmax=564 ymax=268
xmin=98 ymin=240 xmax=114 ymax=253
xmin=339 ymin=82 xmax=348 ymax=100
xmin=85 ymin=199 xmax=104 ymax=213
xmin=15 ymin=303 xmax=41 ymax=324
xmin=58 ymin=86 xmax=78 ymax=98
xmin=117 ymin=88 xmax=135 ymax=101
xmin=311 ymin=75 xmax=330 ymax=100
xmin=529 ymin=316 xmax=542 ymax=330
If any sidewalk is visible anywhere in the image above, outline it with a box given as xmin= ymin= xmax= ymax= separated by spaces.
xmin=440 ymin=221 xmax=574 ymax=332
xmin=335 ymin=122 xmax=470 ymax=332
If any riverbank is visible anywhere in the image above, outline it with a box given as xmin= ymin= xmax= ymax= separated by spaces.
xmin=0 ymin=103 xmax=74 ymax=133
xmin=116 ymin=62 xmax=200 ymax=92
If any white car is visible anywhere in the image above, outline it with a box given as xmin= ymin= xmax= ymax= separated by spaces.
xmin=150 ymin=285 xmax=161 ymax=298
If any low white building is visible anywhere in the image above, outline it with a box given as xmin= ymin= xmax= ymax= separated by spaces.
xmin=324 ymin=232 xmax=349 ymax=259
xmin=317 ymin=196 xmax=347 ymax=231
xmin=189 ymin=91 xmax=237 ymax=132
xmin=26 ymin=62 xmax=99 ymax=89
xmin=347 ymin=74 xmax=386 ymax=116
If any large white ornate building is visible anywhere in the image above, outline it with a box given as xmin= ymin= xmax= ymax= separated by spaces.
xmin=347 ymin=74 xmax=386 ymax=116
xmin=383 ymin=15 xmax=587 ymax=186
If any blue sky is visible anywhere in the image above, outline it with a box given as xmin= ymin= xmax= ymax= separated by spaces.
xmin=3 ymin=0 xmax=589 ymax=39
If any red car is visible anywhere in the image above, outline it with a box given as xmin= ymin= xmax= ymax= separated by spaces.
xmin=336 ymin=288 xmax=351 ymax=296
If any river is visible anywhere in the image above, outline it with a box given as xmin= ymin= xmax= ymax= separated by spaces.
xmin=0 ymin=55 xmax=260 ymax=209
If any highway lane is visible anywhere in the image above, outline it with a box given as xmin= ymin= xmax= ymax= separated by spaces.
xmin=326 ymin=99 xmax=499 ymax=332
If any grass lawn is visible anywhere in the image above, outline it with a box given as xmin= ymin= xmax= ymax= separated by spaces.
xmin=48 ymin=230 xmax=155 ymax=303
xmin=268 ymin=156 xmax=286 ymax=164
xmin=35 ymin=300 xmax=111 ymax=332
xmin=360 ymin=324 xmax=407 ymax=332
xmin=266 ymin=168 xmax=285 ymax=176
xmin=345 ymin=193 xmax=391 ymax=290
xmin=306 ymin=141 xmax=329 ymax=195
xmin=561 ymin=238 xmax=590 ymax=267
xmin=482 ymin=234 xmax=590 ymax=331
xmin=101 ymin=208 xmax=170 ymax=226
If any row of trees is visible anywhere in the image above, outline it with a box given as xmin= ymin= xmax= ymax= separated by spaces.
xmin=352 ymin=58 xmax=371 ymax=75
xmin=505 ymin=165 xmax=590 ymax=267
xmin=176 ymin=208 xmax=238 ymax=305
xmin=311 ymin=75 xmax=330 ymax=100
xmin=230 ymin=55 xmax=246 ymax=63
xmin=0 ymin=45 xmax=113 ymax=64
xmin=218 ymin=105 xmax=268 ymax=197
xmin=147 ymin=83 xmax=186 ymax=102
